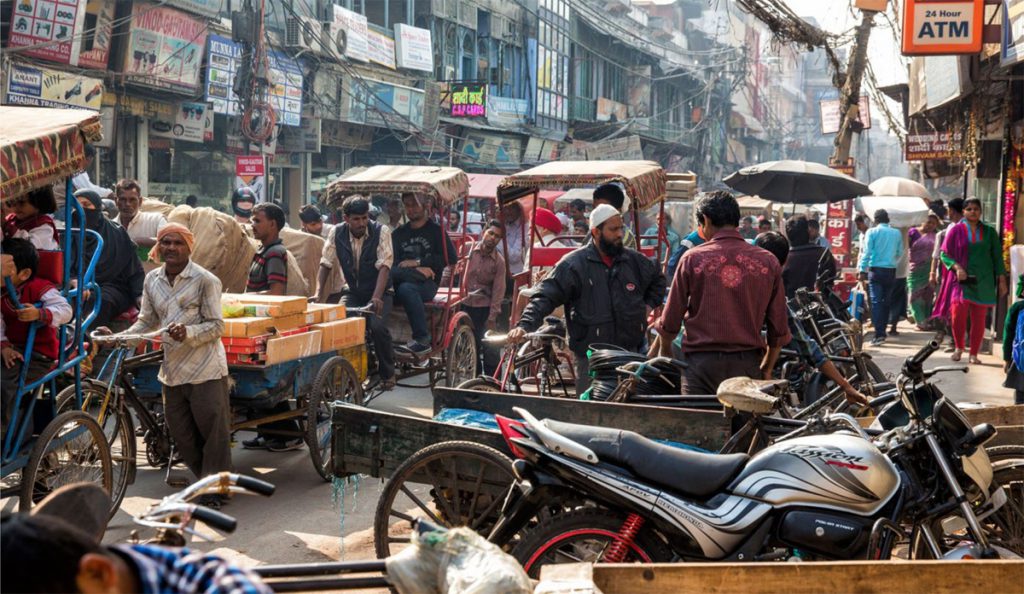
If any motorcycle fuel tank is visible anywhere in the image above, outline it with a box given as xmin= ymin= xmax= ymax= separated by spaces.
xmin=729 ymin=434 xmax=899 ymax=515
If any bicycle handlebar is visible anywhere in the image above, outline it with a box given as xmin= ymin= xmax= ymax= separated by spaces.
xmin=483 ymin=330 xmax=563 ymax=344
xmin=190 ymin=505 xmax=238 ymax=533
xmin=90 ymin=329 xmax=167 ymax=345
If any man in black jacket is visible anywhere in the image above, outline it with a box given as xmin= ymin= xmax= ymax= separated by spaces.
xmin=315 ymin=196 xmax=395 ymax=388
xmin=391 ymin=193 xmax=456 ymax=354
xmin=508 ymin=204 xmax=667 ymax=394
xmin=781 ymin=214 xmax=837 ymax=300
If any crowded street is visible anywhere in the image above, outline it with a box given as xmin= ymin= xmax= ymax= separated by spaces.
xmin=2 ymin=0 xmax=1024 ymax=592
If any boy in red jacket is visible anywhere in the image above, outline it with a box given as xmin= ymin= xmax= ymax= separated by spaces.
xmin=1 ymin=238 xmax=72 ymax=430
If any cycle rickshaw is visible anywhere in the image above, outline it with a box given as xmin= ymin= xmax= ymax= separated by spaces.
xmin=0 ymin=106 xmax=113 ymax=513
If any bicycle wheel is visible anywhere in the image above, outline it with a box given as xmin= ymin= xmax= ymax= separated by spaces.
xmin=55 ymin=381 xmax=136 ymax=517
xmin=306 ymin=357 xmax=363 ymax=482
xmin=455 ymin=377 xmax=504 ymax=392
xmin=20 ymin=411 xmax=113 ymax=513
xmin=373 ymin=441 xmax=514 ymax=559
xmin=444 ymin=322 xmax=477 ymax=389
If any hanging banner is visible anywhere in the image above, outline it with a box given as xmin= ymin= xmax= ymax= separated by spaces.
xmin=203 ymin=35 xmax=303 ymax=126
xmin=627 ymin=65 xmax=652 ymax=118
xmin=122 ymin=3 xmax=207 ymax=94
xmin=235 ymin=155 xmax=265 ymax=203
xmin=486 ymin=96 xmax=528 ymax=128
xmin=149 ymin=101 xmax=211 ymax=143
xmin=5 ymin=63 xmax=103 ymax=109
xmin=394 ymin=23 xmax=433 ymax=72
xmin=333 ymin=5 xmax=369 ymax=62
xmin=366 ymin=28 xmax=396 ymax=69
xmin=902 ymin=0 xmax=984 ymax=55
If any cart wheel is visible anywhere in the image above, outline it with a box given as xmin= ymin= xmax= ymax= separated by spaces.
xmin=20 ymin=410 xmax=113 ymax=513
xmin=55 ymin=382 xmax=136 ymax=518
xmin=306 ymin=356 xmax=363 ymax=482
xmin=373 ymin=441 xmax=514 ymax=558
xmin=443 ymin=322 xmax=477 ymax=388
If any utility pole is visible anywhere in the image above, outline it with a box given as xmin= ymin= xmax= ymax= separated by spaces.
xmin=831 ymin=10 xmax=876 ymax=164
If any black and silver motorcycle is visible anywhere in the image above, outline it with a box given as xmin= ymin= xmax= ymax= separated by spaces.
xmin=487 ymin=339 xmax=1023 ymax=575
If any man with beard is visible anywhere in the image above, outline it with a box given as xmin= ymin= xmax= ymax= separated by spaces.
xmin=461 ymin=220 xmax=506 ymax=374
xmin=315 ymin=196 xmax=396 ymax=389
xmin=650 ymin=191 xmax=790 ymax=395
xmin=508 ymin=204 xmax=666 ymax=394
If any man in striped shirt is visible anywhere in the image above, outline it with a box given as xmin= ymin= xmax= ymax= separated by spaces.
xmin=100 ymin=224 xmax=231 ymax=507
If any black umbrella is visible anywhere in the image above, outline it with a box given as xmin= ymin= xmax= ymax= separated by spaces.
xmin=723 ymin=160 xmax=872 ymax=204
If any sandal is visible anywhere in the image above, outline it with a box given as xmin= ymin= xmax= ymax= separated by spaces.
xmin=951 ymin=350 xmax=963 ymax=362
xmin=381 ymin=377 xmax=397 ymax=391
xmin=969 ymin=356 xmax=982 ymax=365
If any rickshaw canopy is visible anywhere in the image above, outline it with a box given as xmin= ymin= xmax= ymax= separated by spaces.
xmin=324 ymin=165 xmax=469 ymax=207
xmin=497 ymin=160 xmax=667 ymax=211
xmin=0 ymin=106 xmax=103 ymax=199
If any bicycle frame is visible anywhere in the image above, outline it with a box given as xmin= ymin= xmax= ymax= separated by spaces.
xmin=488 ymin=338 xmax=572 ymax=398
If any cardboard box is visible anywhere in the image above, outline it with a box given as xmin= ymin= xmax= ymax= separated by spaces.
xmin=223 ymin=293 xmax=308 ymax=317
xmin=312 ymin=317 xmax=365 ymax=352
xmin=264 ymin=330 xmax=323 ymax=365
xmin=306 ymin=302 xmax=346 ymax=324
xmin=223 ymin=312 xmax=307 ymax=338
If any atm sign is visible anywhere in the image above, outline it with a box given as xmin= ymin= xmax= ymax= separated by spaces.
xmin=902 ymin=0 xmax=983 ymax=55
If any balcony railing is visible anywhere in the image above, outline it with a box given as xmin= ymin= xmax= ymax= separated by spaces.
xmin=571 ymin=96 xmax=596 ymax=122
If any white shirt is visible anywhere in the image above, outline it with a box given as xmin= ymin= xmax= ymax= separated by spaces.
xmin=71 ymin=172 xmax=112 ymax=197
xmin=320 ymin=223 xmax=335 ymax=239
xmin=123 ymin=212 xmax=168 ymax=244
xmin=11 ymin=226 xmax=59 ymax=251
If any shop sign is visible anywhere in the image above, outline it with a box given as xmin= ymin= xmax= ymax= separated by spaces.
xmin=905 ymin=130 xmax=962 ymax=160
xmin=1001 ymin=0 xmax=1024 ymax=67
xmin=332 ymin=5 xmax=369 ymax=62
xmin=122 ymin=3 xmax=207 ymax=94
xmin=149 ymin=101 xmax=212 ymax=143
xmin=902 ymin=0 xmax=984 ymax=55
xmin=345 ymin=78 xmax=425 ymax=131
xmin=566 ymin=135 xmax=644 ymax=161
xmin=819 ymin=94 xmax=872 ymax=134
xmin=235 ymin=155 xmax=265 ymax=202
xmin=523 ymin=136 xmax=560 ymax=163
xmin=8 ymin=0 xmax=84 ymax=64
xmin=366 ymin=28 xmax=396 ymax=69
xmin=460 ymin=132 xmax=523 ymax=165
xmin=486 ymin=95 xmax=528 ymax=128
xmin=321 ymin=120 xmax=374 ymax=149
xmin=825 ymin=199 xmax=853 ymax=268
xmin=596 ymin=97 xmax=628 ymax=122
xmin=203 ymin=35 xmax=303 ymax=126
xmin=77 ymin=0 xmax=115 ymax=69
xmin=448 ymin=82 xmax=486 ymax=118
xmin=394 ymin=24 xmax=433 ymax=72
xmin=116 ymin=94 xmax=175 ymax=119
xmin=164 ymin=0 xmax=220 ymax=18
xmin=5 ymin=63 xmax=103 ymax=109
xmin=280 ymin=114 xmax=322 ymax=152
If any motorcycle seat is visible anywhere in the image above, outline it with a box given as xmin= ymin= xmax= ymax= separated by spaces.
xmin=716 ymin=377 xmax=786 ymax=415
xmin=544 ymin=419 xmax=749 ymax=500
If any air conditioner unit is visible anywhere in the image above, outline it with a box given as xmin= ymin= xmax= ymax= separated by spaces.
xmin=458 ymin=0 xmax=477 ymax=30
xmin=322 ymin=21 xmax=348 ymax=60
xmin=286 ymin=15 xmax=322 ymax=53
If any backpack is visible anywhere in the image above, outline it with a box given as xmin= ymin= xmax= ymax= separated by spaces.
xmin=1014 ymin=307 xmax=1024 ymax=373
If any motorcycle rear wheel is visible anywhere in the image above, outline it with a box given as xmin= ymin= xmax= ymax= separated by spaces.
xmin=512 ymin=507 xmax=673 ymax=578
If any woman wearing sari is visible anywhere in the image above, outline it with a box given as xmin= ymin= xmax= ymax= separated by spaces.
xmin=932 ymin=198 xmax=1008 ymax=364
xmin=906 ymin=213 xmax=939 ymax=329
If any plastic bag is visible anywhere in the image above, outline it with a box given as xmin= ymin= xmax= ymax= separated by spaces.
xmin=433 ymin=408 xmax=500 ymax=431
xmin=221 ymin=298 xmax=247 ymax=319
xmin=385 ymin=526 xmax=532 ymax=594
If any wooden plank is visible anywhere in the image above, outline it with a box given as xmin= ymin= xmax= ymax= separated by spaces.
xmin=962 ymin=405 xmax=1024 ymax=427
xmin=433 ymin=388 xmax=730 ymax=451
xmin=550 ymin=560 xmax=1024 ymax=594
xmin=331 ymin=403 xmax=506 ymax=479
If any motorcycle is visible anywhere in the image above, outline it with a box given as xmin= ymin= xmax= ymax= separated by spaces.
xmin=487 ymin=339 xmax=1023 ymax=576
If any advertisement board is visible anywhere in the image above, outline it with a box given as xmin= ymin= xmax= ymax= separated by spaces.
xmin=394 ymin=24 xmax=433 ymax=72
xmin=596 ymin=97 xmax=628 ymax=122
xmin=5 ymin=63 xmax=103 ymax=109
xmin=122 ymin=3 xmax=207 ymax=93
xmin=902 ymin=0 xmax=984 ymax=55
xmin=280 ymin=114 xmax=322 ymax=152
xmin=165 ymin=0 xmax=220 ymax=18
xmin=905 ymin=130 xmax=962 ymax=160
xmin=448 ymin=82 xmax=486 ymax=118
xmin=460 ymin=132 xmax=522 ymax=166
xmin=486 ymin=96 xmax=528 ymax=128
xmin=204 ymin=34 xmax=303 ymax=126
xmin=826 ymin=199 xmax=854 ymax=269
xmin=149 ymin=101 xmax=212 ymax=143
xmin=819 ymin=95 xmax=872 ymax=134
xmin=235 ymin=155 xmax=265 ymax=202
xmin=366 ymin=28 xmax=396 ymax=69
xmin=7 ymin=0 xmax=85 ymax=64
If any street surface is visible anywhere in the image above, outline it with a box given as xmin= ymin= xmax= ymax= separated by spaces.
xmin=1 ymin=327 xmax=1014 ymax=592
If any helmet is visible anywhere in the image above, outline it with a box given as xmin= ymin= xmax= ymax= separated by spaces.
xmin=232 ymin=187 xmax=257 ymax=217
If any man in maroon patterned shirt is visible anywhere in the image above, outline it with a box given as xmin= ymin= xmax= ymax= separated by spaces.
xmin=651 ymin=191 xmax=791 ymax=395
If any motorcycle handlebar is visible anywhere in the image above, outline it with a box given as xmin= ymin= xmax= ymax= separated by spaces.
xmin=908 ymin=339 xmax=941 ymax=368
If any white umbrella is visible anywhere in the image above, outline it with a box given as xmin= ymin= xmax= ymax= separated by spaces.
xmin=723 ymin=160 xmax=872 ymax=204
xmin=856 ymin=196 xmax=931 ymax=228
xmin=869 ymin=176 xmax=930 ymax=200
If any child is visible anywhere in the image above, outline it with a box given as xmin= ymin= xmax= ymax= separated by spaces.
xmin=1003 ymin=275 xmax=1024 ymax=405
xmin=1 ymin=238 xmax=72 ymax=429
xmin=3 ymin=187 xmax=60 ymax=251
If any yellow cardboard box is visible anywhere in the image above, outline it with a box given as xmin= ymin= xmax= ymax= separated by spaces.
xmin=312 ymin=317 xmax=365 ymax=351
xmin=265 ymin=330 xmax=323 ymax=365
xmin=223 ymin=312 xmax=307 ymax=338
xmin=223 ymin=293 xmax=308 ymax=317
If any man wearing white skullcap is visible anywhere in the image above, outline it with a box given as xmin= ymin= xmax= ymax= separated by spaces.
xmin=508 ymin=200 xmax=666 ymax=395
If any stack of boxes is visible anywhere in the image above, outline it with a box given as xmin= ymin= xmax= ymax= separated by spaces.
xmin=221 ymin=294 xmax=367 ymax=378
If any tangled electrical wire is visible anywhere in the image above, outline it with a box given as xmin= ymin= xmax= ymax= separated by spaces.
xmin=583 ymin=347 xmax=682 ymax=402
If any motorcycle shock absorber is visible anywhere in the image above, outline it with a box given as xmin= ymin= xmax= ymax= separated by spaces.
xmin=603 ymin=513 xmax=645 ymax=563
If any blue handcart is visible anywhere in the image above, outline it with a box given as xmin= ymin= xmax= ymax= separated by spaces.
xmin=1 ymin=107 xmax=113 ymax=512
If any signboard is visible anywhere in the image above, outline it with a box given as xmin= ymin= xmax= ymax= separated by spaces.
xmin=523 ymin=136 xmax=561 ymax=163
xmin=1001 ymin=0 xmax=1024 ymax=67
xmin=5 ymin=63 xmax=103 ymax=109
xmin=203 ymin=35 xmax=303 ymax=126
xmin=122 ymin=3 xmax=207 ymax=94
xmin=149 ymin=101 xmax=212 ymax=143
xmin=115 ymin=94 xmax=175 ymax=119
xmin=487 ymin=96 xmax=528 ymax=128
xmin=280 ymin=114 xmax=322 ymax=152
xmin=596 ymin=97 xmax=628 ymax=122
xmin=366 ymin=28 xmax=396 ymax=69
xmin=819 ymin=95 xmax=872 ymax=134
xmin=235 ymin=155 xmax=265 ymax=203
xmin=905 ymin=130 xmax=962 ymax=160
xmin=460 ymin=132 xmax=523 ymax=165
xmin=78 ymin=0 xmax=115 ymax=69
xmin=825 ymin=200 xmax=853 ymax=268
xmin=8 ymin=0 xmax=85 ymax=64
xmin=394 ymin=24 xmax=433 ymax=72
xmin=585 ymin=135 xmax=644 ymax=160
xmin=333 ymin=5 xmax=369 ymax=62
xmin=345 ymin=78 xmax=425 ymax=131
xmin=448 ymin=83 xmax=487 ymax=118
xmin=321 ymin=120 xmax=374 ymax=149
xmin=902 ymin=0 xmax=984 ymax=55
xmin=165 ymin=0 xmax=220 ymax=18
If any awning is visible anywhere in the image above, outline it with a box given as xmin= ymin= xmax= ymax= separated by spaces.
xmin=499 ymin=160 xmax=666 ymax=210
xmin=1 ymin=106 xmax=103 ymax=199
xmin=325 ymin=165 xmax=469 ymax=207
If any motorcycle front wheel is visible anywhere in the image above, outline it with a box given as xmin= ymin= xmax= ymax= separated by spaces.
xmin=511 ymin=507 xmax=673 ymax=578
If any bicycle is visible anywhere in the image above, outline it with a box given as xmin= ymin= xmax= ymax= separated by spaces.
xmin=457 ymin=317 xmax=574 ymax=398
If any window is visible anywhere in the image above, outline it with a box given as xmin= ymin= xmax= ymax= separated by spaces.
xmin=536 ymin=0 xmax=569 ymax=131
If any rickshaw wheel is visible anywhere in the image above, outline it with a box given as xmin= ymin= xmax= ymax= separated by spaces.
xmin=306 ymin=356 xmax=363 ymax=482
xmin=443 ymin=322 xmax=477 ymax=388
xmin=455 ymin=377 xmax=504 ymax=392
xmin=55 ymin=382 xmax=136 ymax=518
xmin=20 ymin=410 xmax=113 ymax=513
xmin=372 ymin=441 xmax=515 ymax=559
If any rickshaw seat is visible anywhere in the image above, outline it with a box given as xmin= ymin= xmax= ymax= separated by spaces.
xmin=639 ymin=246 xmax=657 ymax=258
xmin=530 ymin=246 xmax=572 ymax=268
xmin=37 ymin=250 xmax=64 ymax=286
xmin=430 ymin=287 xmax=462 ymax=306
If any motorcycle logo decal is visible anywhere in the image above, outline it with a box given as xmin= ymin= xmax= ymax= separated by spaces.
xmin=825 ymin=459 xmax=868 ymax=471
xmin=780 ymin=445 xmax=868 ymax=469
